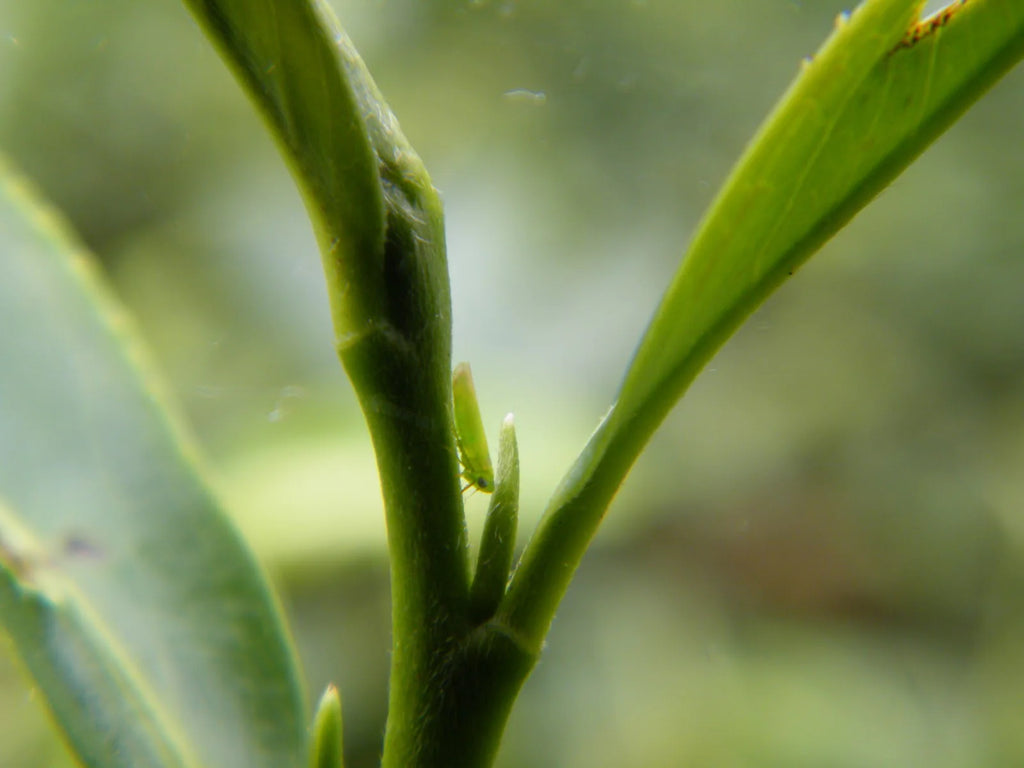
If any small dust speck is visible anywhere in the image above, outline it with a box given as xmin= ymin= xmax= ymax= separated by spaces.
xmin=503 ymin=89 xmax=547 ymax=106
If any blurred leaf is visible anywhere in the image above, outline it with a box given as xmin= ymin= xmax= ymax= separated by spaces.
xmin=0 ymin=158 xmax=307 ymax=768
xmin=0 ymin=523 xmax=194 ymax=768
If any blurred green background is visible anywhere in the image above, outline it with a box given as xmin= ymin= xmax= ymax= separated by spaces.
xmin=3 ymin=0 xmax=1024 ymax=765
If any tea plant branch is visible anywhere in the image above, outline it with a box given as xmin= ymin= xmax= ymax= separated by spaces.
xmin=500 ymin=0 xmax=1024 ymax=650
xmin=179 ymin=0 xmax=1024 ymax=766
xmin=182 ymin=0 xmax=520 ymax=765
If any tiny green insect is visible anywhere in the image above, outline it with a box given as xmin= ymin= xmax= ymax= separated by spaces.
xmin=452 ymin=362 xmax=494 ymax=494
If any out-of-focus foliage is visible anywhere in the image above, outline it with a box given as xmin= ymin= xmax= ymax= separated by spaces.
xmin=0 ymin=159 xmax=308 ymax=768
xmin=2 ymin=0 xmax=1024 ymax=766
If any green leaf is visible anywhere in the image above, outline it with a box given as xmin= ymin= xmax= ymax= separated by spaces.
xmin=616 ymin=0 xmax=1024 ymax=432
xmin=0 ymin=159 xmax=307 ymax=768
xmin=503 ymin=0 xmax=1024 ymax=647
xmin=470 ymin=415 xmax=520 ymax=623
xmin=0 ymin=519 xmax=193 ymax=768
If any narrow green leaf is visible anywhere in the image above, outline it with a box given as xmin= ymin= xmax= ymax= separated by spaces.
xmin=617 ymin=0 xmax=1024 ymax=429
xmin=470 ymin=415 xmax=519 ymax=623
xmin=0 ymin=159 xmax=307 ymax=768
xmin=503 ymin=0 xmax=1024 ymax=647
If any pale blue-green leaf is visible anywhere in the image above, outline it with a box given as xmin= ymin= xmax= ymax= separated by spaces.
xmin=0 ymin=532 xmax=194 ymax=768
xmin=0 ymin=159 xmax=307 ymax=768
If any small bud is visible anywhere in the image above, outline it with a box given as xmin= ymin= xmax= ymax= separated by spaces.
xmin=309 ymin=684 xmax=344 ymax=768
xmin=470 ymin=413 xmax=520 ymax=622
